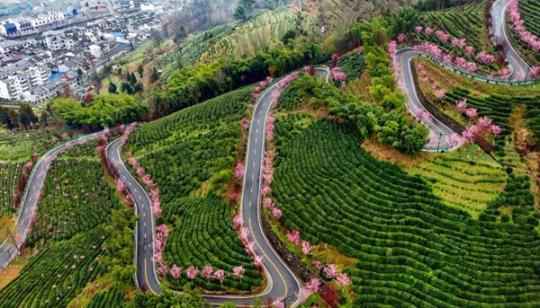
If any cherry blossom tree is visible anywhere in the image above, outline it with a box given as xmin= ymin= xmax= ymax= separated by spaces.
xmin=186 ymin=265 xmax=199 ymax=280
xmin=336 ymin=273 xmax=352 ymax=287
xmin=213 ymin=269 xmax=225 ymax=283
xmin=323 ymin=264 xmax=338 ymax=279
xmin=301 ymin=240 xmax=312 ymax=255
xmin=170 ymin=265 xmax=182 ymax=279
xmin=201 ymin=265 xmax=214 ymax=279
xmin=287 ymin=230 xmax=301 ymax=245
xmin=305 ymin=278 xmax=321 ymax=292
xmin=233 ymin=266 xmax=245 ymax=278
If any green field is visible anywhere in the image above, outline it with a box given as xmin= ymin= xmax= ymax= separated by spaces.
xmin=0 ymin=227 xmax=108 ymax=307
xmin=0 ymin=139 xmax=130 ymax=306
xmin=409 ymin=145 xmax=507 ymax=219
xmin=420 ymin=1 xmax=492 ymax=52
xmin=27 ymin=141 xmax=120 ymax=248
xmin=0 ymin=130 xmax=64 ymax=162
xmin=127 ymin=86 xmax=263 ymax=292
xmin=513 ymin=0 xmax=540 ymax=65
xmin=162 ymin=197 xmax=262 ymax=292
xmin=272 ymin=117 xmax=540 ymax=306
xmin=0 ymin=162 xmax=22 ymax=217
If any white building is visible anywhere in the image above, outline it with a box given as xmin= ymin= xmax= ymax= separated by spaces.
xmin=44 ymin=32 xmax=75 ymax=51
xmin=30 ymin=11 xmax=65 ymax=28
xmin=0 ymin=80 xmax=10 ymax=100
xmin=89 ymin=44 xmax=102 ymax=58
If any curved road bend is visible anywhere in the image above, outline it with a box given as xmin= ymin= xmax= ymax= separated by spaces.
xmin=397 ymin=49 xmax=459 ymax=152
xmin=0 ymin=132 xmax=103 ymax=270
xmin=106 ymin=138 xmax=161 ymax=294
xmin=398 ymin=0 xmax=534 ymax=152
xmin=491 ymin=0 xmax=531 ymax=80
xmin=107 ymin=67 xmax=330 ymax=306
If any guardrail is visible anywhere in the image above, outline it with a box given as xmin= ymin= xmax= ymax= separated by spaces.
xmin=409 ymin=57 xmax=495 ymax=154
xmin=399 ymin=48 xmax=538 ymax=86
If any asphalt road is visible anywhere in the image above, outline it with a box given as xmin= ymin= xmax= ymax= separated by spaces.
xmin=107 ymin=68 xmax=329 ymax=306
xmin=397 ymin=49 xmax=459 ymax=152
xmin=0 ymin=132 xmax=103 ymax=270
xmin=491 ymin=0 xmax=531 ymax=80
xmin=397 ymin=0 xmax=533 ymax=152
xmin=106 ymin=138 xmax=162 ymax=294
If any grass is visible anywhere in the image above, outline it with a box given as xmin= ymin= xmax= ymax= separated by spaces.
xmin=272 ymin=117 xmax=540 ymax=306
xmin=408 ymin=145 xmax=507 ymax=219
xmin=420 ymin=1 xmax=493 ymax=52
xmin=0 ymin=130 xmax=64 ymax=162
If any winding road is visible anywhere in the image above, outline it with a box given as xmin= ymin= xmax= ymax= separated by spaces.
xmin=106 ymin=67 xmax=330 ymax=306
xmin=106 ymin=138 xmax=162 ymax=294
xmin=0 ymin=132 xmax=103 ymax=270
xmin=491 ymin=0 xmax=531 ymax=80
xmin=0 ymin=0 xmax=535 ymax=306
xmin=397 ymin=0 xmax=533 ymax=152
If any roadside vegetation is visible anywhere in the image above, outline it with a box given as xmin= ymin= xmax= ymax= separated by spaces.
xmin=127 ymin=87 xmax=264 ymax=293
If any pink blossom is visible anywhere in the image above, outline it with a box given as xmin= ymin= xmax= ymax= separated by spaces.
xmin=213 ymin=269 xmax=225 ymax=283
xmin=263 ymin=198 xmax=273 ymax=209
xmin=301 ymin=240 xmax=312 ymax=255
xmin=465 ymin=108 xmax=478 ymax=119
xmin=530 ymin=66 xmax=540 ymax=78
xmin=490 ymin=124 xmax=502 ymax=135
xmin=169 ymin=264 xmax=182 ymax=279
xmin=397 ymin=33 xmax=407 ymax=43
xmin=305 ymin=278 xmax=321 ymax=292
xmin=233 ymin=214 xmax=243 ymax=229
xmin=234 ymin=161 xmax=245 ymax=179
xmin=477 ymin=116 xmax=493 ymax=129
xmin=434 ymin=89 xmax=447 ymax=99
xmin=233 ymin=266 xmax=245 ymax=278
xmin=415 ymin=26 xmax=423 ymax=33
xmin=186 ymin=266 xmax=199 ymax=280
xmin=286 ymin=230 xmax=301 ymax=246
xmin=272 ymin=299 xmax=285 ymax=308
xmin=271 ymin=207 xmax=283 ymax=219
xmin=464 ymin=46 xmax=475 ymax=56
xmin=323 ymin=264 xmax=338 ymax=279
xmin=424 ymin=27 xmax=434 ymax=35
xmin=201 ymin=265 xmax=214 ymax=279
xmin=462 ymin=128 xmax=475 ymax=142
xmin=476 ymin=51 xmax=495 ymax=65
xmin=312 ymin=260 xmax=323 ymax=270
xmin=435 ymin=30 xmax=450 ymax=43
xmin=331 ymin=67 xmax=347 ymax=82
xmin=255 ymin=255 xmax=263 ymax=267
xmin=449 ymin=133 xmax=464 ymax=147
xmin=336 ymin=273 xmax=352 ymax=286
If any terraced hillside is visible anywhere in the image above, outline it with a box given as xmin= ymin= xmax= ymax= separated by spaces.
xmin=0 ymin=228 xmax=107 ymax=307
xmin=420 ymin=1 xmax=491 ymax=52
xmin=272 ymin=118 xmax=540 ymax=306
xmin=127 ymin=87 xmax=263 ymax=292
xmin=27 ymin=141 xmax=121 ymax=248
xmin=0 ymin=162 xmax=22 ymax=217
xmin=162 ymin=197 xmax=262 ymax=291
xmin=510 ymin=0 xmax=540 ymax=65
xmin=0 ymin=141 xmax=128 ymax=307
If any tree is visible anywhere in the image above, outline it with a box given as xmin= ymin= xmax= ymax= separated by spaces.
xmin=109 ymin=81 xmax=118 ymax=94
xmin=17 ymin=104 xmax=38 ymax=129
xmin=39 ymin=111 xmax=49 ymax=127
xmin=234 ymin=0 xmax=255 ymax=21
xmin=134 ymin=289 xmax=204 ymax=308
xmin=137 ymin=65 xmax=144 ymax=79
xmin=150 ymin=67 xmax=160 ymax=83
xmin=121 ymin=82 xmax=134 ymax=94
xmin=127 ymin=72 xmax=137 ymax=86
